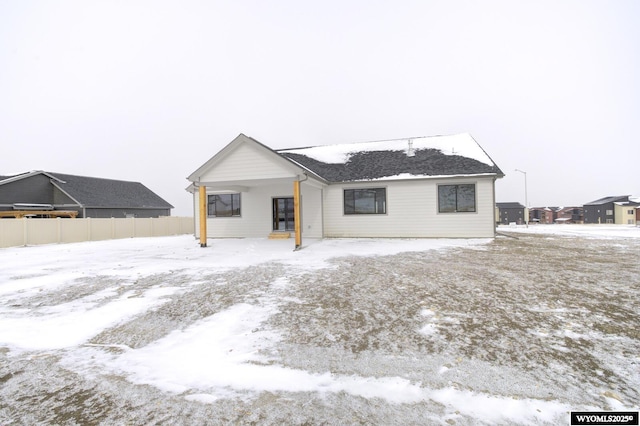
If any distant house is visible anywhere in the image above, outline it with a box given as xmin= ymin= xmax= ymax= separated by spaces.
xmin=496 ymin=202 xmax=527 ymax=225
xmin=583 ymin=196 xmax=630 ymax=224
xmin=529 ymin=207 xmax=557 ymax=224
xmin=187 ymin=133 xmax=504 ymax=242
xmin=613 ymin=200 xmax=639 ymax=225
xmin=555 ymin=206 xmax=583 ymax=224
xmin=0 ymin=171 xmax=173 ymax=218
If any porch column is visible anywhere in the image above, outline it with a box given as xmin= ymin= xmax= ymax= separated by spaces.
xmin=293 ymin=180 xmax=301 ymax=250
xmin=199 ymin=185 xmax=207 ymax=247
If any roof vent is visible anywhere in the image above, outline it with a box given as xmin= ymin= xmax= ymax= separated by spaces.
xmin=407 ymin=139 xmax=415 ymax=157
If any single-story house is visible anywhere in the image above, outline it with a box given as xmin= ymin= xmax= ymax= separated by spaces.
xmin=0 ymin=171 xmax=173 ymax=218
xmin=187 ymin=133 xmax=504 ymax=246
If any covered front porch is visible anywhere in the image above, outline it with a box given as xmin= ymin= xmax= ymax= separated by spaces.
xmin=192 ymin=176 xmax=324 ymax=249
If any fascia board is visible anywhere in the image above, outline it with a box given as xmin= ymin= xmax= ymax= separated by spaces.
xmin=0 ymin=170 xmax=65 ymax=186
xmin=187 ymin=133 xmax=329 ymax=185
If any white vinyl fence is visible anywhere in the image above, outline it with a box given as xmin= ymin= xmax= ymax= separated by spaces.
xmin=0 ymin=217 xmax=194 ymax=248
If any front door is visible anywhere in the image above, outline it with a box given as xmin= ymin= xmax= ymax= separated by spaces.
xmin=273 ymin=198 xmax=295 ymax=231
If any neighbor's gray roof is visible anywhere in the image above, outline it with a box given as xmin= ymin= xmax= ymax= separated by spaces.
xmin=1 ymin=171 xmax=173 ymax=209
xmin=277 ymin=133 xmax=503 ymax=183
xmin=584 ymin=195 xmax=629 ymax=206
xmin=496 ymin=202 xmax=525 ymax=209
xmin=51 ymin=173 xmax=173 ymax=209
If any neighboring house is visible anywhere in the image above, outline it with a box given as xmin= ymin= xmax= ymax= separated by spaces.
xmin=0 ymin=171 xmax=173 ymax=218
xmin=187 ymin=133 xmax=504 ymax=242
xmin=496 ymin=202 xmax=527 ymax=225
xmin=529 ymin=207 xmax=557 ymax=224
xmin=555 ymin=206 xmax=584 ymax=224
xmin=583 ymin=196 xmax=630 ymax=224
xmin=613 ymin=200 xmax=638 ymax=225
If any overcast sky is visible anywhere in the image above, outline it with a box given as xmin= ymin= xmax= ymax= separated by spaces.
xmin=1 ymin=0 xmax=638 ymax=215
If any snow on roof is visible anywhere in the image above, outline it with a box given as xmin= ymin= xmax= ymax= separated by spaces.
xmin=277 ymin=133 xmax=503 ymax=183
xmin=555 ymin=217 xmax=573 ymax=222
xmin=615 ymin=201 xmax=639 ymax=207
xmin=279 ymin=133 xmax=494 ymax=166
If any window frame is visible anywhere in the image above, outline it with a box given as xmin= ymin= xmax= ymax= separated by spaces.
xmin=437 ymin=183 xmax=477 ymax=213
xmin=207 ymin=193 xmax=241 ymax=218
xmin=343 ymin=187 xmax=387 ymax=215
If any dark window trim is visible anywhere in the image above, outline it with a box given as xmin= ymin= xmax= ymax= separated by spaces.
xmin=437 ymin=183 xmax=477 ymax=213
xmin=343 ymin=187 xmax=387 ymax=215
xmin=207 ymin=193 xmax=241 ymax=218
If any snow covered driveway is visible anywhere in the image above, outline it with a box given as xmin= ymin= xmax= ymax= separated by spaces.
xmin=1 ymin=226 xmax=639 ymax=425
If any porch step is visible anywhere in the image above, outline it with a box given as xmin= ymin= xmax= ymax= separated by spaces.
xmin=268 ymin=232 xmax=291 ymax=240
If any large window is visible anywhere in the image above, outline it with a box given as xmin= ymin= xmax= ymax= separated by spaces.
xmin=208 ymin=193 xmax=241 ymax=217
xmin=344 ymin=188 xmax=386 ymax=214
xmin=438 ymin=184 xmax=476 ymax=213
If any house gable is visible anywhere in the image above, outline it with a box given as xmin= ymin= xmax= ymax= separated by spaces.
xmin=0 ymin=173 xmax=59 ymax=208
xmin=189 ymin=134 xmax=313 ymax=185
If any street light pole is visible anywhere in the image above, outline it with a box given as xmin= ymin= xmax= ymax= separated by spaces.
xmin=514 ymin=169 xmax=528 ymax=227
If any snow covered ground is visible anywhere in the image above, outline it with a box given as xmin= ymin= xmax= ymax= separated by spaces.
xmin=1 ymin=225 xmax=639 ymax=424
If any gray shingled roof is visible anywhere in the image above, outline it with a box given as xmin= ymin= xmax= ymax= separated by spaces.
xmin=51 ymin=172 xmax=173 ymax=209
xmin=0 ymin=171 xmax=172 ymax=209
xmin=280 ymin=148 xmax=502 ymax=182
xmin=496 ymin=202 xmax=525 ymax=209
xmin=584 ymin=195 xmax=629 ymax=206
xmin=276 ymin=134 xmax=503 ymax=183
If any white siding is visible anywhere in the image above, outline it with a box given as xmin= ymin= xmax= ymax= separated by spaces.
xmin=614 ymin=203 xmax=636 ymax=225
xmin=193 ymin=192 xmax=200 ymax=238
xmin=301 ymin=183 xmax=323 ymax=238
xmin=194 ymin=180 xmax=323 ymax=239
xmin=200 ymin=142 xmax=297 ymax=183
xmin=323 ymin=177 xmax=496 ymax=238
